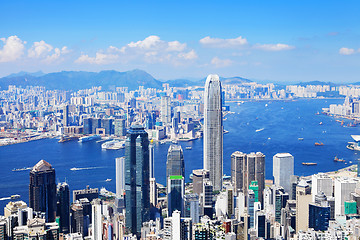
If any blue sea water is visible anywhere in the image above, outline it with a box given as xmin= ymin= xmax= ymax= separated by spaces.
xmin=0 ymin=99 xmax=359 ymax=214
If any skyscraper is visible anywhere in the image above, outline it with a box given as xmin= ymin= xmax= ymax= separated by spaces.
xmin=296 ymin=180 xmax=312 ymax=231
xmin=167 ymin=175 xmax=185 ymax=217
xmin=63 ymin=105 xmax=69 ymax=127
xmin=166 ymin=145 xmax=185 ymax=180
xmin=125 ymin=124 xmax=150 ymax=236
xmin=161 ymin=95 xmax=171 ymax=124
xmin=115 ymin=157 xmax=125 ymax=198
xmin=203 ymin=74 xmax=223 ymax=191
xmin=29 ymin=160 xmax=57 ymax=222
xmin=56 ymin=182 xmax=70 ymax=234
xmin=273 ymin=153 xmax=294 ymax=194
xmin=231 ymin=151 xmax=246 ymax=194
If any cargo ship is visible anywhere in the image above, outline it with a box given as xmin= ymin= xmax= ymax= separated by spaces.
xmin=334 ymin=156 xmax=345 ymax=162
xmin=78 ymin=135 xmax=101 ymax=143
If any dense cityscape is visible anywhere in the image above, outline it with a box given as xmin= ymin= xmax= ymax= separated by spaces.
xmin=1 ymin=72 xmax=360 ymax=239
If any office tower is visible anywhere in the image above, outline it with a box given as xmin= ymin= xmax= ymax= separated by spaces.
xmin=203 ymin=74 xmax=223 ymax=191
xmin=91 ymin=118 xmax=101 ymax=134
xmin=125 ymin=124 xmax=150 ymax=236
xmin=334 ymin=178 xmax=357 ymax=216
xmin=161 ymin=95 xmax=171 ymax=124
xmin=231 ymin=151 xmax=246 ymax=195
xmin=150 ymin=178 xmax=157 ymax=207
xmin=273 ymin=153 xmax=294 ymax=194
xmin=101 ymin=118 xmax=114 ymax=135
xmin=309 ymin=202 xmax=330 ymax=231
xmin=168 ymin=176 xmax=185 ymax=217
xmin=73 ymin=186 xmax=99 ymax=202
xmin=192 ymin=169 xmax=209 ymax=196
xmin=255 ymin=211 xmax=266 ymax=238
xmin=166 ymin=145 xmax=185 ymax=180
xmin=274 ymin=187 xmax=289 ymax=223
xmin=149 ymin=141 xmax=155 ymax=179
xmin=282 ymin=200 xmax=296 ymax=239
xmin=311 ymin=173 xmax=333 ymax=202
xmin=57 ymin=182 xmax=70 ymax=234
xmin=92 ymin=199 xmax=103 ymax=240
xmin=71 ymin=201 xmax=89 ymax=237
xmin=248 ymin=190 xmax=255 ymax=228
xmin=29 ymin=160 xmax=57 ymax=222
xmin=296 ymin=179 xmax=312 ymax=231
xmin=114 ymin=119 xmax=126 ymax=136
xmin=63 ymin=105 xmax=69 ymax=127
xmin=203 ymin=180 xmax=214 ymax=218
xmin=184 ymin=194 xmax=200 ymax=224
xmin=290 ymin=175 xmax=299 ymax=200
xmin=83 ymin=118 xmax=92 ymax=134
xmin=115 ymin=157 xmax=125 ymax=198
xmin=249 ymin=181 xmax=259 ymax=202
xmin=247 ymin=152 xmax=265 ymax=207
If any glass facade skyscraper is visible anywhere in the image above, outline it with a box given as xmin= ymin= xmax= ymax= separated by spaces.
xmin=166 ymin=144 xmax=185 ymax=180
xmin=203 ymin=74 xmax=223 ymax=191
xmin=125 ymin=124 xmax=150 ymax=236
xmin=29 ymin=160 xmax=57 ymax=223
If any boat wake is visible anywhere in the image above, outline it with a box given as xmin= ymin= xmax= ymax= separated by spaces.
xmin=70 ymin=167 xmax=104 ymax=171
xmin=255 ymin=128 xmax=265 ymax=132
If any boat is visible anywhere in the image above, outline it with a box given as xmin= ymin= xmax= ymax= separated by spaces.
xmin=105 ymin=179 xmax=112 ymax=182
xmin=185 ymin=146 xmax=192 ymax=150
xmin=334 ymin=156 xmax=345 ymax=162
xmin=314 ymin=142 xmax=324 ymax=146
xmin=302 ymin=162 xmax=317 ymax=166
xmin=78 ymin=135 xmax=101 ymax=143
xmin=11 ymin=194 xmax=20 ymax=200
xmin=255 ymin=128 xmax=265 ymax=132
xmin=265 ymin=104 xmax=268 ymax=107
xmin=319 ymin=122 xmax=323 ymax=125
xmin=298 ymin=138 xmax=304 ymax=141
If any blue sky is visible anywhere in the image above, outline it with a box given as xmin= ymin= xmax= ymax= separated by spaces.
xmin=0 ymin=0 xmax=359 ymax=83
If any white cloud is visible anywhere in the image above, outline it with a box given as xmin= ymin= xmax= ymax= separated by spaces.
xmin=75 ymin=51 xmax=119 ymax=65
xmin=0 ymin=35 xmax=25 ymax=63
xmin=28 ymin=40 xmax=69 ymax=63
xmin=200 ymin=36 xmax=248 ymax=48
xmin=339 ymin=47 xmax=356 ymax=55
xmin=76 ymin=35 xmax=196 ymax=65
xmin=211 ymin=57 xmax=233 ymax=68
xmin=178 ymin=50 xmax=198 ymax=60
xmin=28 ymin=40 xmax=53 ymax=58
xmin=254 ymin=43 xmax=295 ymax=51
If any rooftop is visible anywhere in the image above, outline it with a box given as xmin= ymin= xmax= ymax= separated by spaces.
xmin=32 ymin=160 xmax=53 ymax=172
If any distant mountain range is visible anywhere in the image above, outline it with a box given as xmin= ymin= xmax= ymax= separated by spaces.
xmin=0 ymin=70 xmax=252 ymax=91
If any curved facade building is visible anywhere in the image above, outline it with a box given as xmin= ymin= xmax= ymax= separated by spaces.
xmin=203 ymin=74 xmax=223 ymax=191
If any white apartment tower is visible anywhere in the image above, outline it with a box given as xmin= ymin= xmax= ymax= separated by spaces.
xmin=203 ymin=74 xmax=223 ymax=191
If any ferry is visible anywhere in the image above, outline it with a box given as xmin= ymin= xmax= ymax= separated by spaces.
xmin=302 ymin=162 xmax=317 ymax=166
xmin=185 ymin=146 xmax=192 ymax=150
xmin=101 ymin=140 xmax=125 ymax=150
xmin=78 ymin=135 xmax=101 ymax=143
xmin=314 ymin=142 xmax=324 ymax=146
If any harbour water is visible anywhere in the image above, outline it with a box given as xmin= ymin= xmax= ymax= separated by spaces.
xmin=0 ymin=98 xmax=358 ymax=213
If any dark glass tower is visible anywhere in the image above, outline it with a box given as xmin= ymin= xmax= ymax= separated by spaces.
xmin=166 ymin=144 xmax=185 ymax=180
xmin=125 ymin=124 xmax=150 ymax=236
xmin=57 ymin=182 xmax=70 ymax=233
xmin=29 ymin=160 xmax=57 ymax=222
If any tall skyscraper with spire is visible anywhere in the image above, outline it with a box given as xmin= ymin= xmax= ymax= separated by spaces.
xmin=203 ymin=74 xmax=223 ymax=191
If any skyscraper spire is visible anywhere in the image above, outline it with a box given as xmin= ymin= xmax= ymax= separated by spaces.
xmin=203 ymin=74 xmax=223 ymax=191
